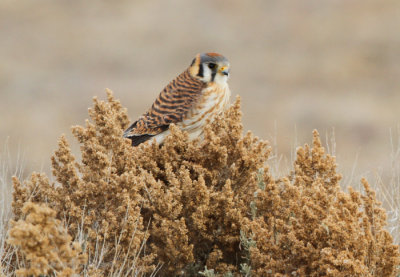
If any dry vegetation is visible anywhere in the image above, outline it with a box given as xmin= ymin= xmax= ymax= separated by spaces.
xmin=1 ymin=90 xmax=399 ymax=276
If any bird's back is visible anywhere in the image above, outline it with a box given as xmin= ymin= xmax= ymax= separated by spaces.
xmin=123 ymin=70 xmax=206 ymax=146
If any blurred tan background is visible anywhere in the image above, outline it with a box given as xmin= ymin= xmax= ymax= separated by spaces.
xmin=1 ymin=0 xmax=400 ymax=185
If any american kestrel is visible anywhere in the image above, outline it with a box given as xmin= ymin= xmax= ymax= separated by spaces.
xmin=123 ymin=52 xmax=231 ymax=146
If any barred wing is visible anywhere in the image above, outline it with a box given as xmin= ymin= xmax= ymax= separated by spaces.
xmin=123 ymin=70 xmax=205 ymax=146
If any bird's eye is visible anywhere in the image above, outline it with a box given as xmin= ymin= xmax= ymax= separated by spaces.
xmin=208 ymin=63 xmax=216 ymax=69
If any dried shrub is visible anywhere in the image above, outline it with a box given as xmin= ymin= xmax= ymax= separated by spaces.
xmin=10 ymin=91 xmax=155 ymax=276
xmin=7 ymin=90 xmax=400 ymax=276
xmin=242 ymin=131 xmax=400 ymax=276
xmin=0 ymin=264 xmax=5 ymax=277
xmin=7 ymin=202 xmax=86 ymax=276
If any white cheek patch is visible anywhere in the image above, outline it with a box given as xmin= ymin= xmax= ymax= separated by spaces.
xmin=199 ymin=66 xmax=212 ymax=83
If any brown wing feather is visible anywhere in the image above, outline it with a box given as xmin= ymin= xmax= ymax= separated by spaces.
xmin=123 ymin=69 xmax=206 ymax=140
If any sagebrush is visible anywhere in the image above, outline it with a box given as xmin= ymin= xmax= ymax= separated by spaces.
xmin=2 ymin=90 xmax=399 ymax=276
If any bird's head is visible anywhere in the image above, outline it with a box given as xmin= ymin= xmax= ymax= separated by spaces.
xmin=189 ymin=53 xmax=230 ymax=85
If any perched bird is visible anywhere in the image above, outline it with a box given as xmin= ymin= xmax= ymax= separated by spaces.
xmin=123 ymin=52 xmax=231 ymax=146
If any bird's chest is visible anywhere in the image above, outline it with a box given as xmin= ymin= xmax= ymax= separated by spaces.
xmin=180 ymin=84 xmax=230 ymax=130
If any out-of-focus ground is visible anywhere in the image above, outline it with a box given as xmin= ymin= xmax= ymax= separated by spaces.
xmin=1 ymin=0 xmax=400 ymax=185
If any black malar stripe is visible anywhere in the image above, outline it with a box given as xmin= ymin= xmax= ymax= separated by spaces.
xmin=197 ymin=63 xmax=204 ymax=78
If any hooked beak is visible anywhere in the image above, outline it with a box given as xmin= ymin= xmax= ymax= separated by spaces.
xmin=219 ymin=66 xmax=230 ymax=76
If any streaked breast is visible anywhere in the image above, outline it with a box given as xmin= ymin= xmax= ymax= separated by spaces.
xmin=179 ymin=83 xmax=231 ymax=131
